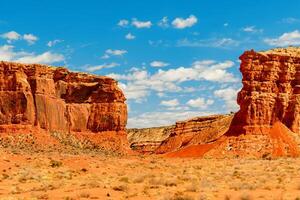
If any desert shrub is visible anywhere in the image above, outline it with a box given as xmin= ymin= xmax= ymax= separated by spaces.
xmin=49 ymin=160 xmax=62 ymax=168
xmin=112 ymin=184 xmax=127 ymax=192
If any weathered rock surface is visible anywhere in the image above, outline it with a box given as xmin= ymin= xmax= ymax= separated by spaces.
xmin=230 ymin=47 xmax=300 ymax=135
xmin=128 ymin=114 xmax=233 ymax=153
xmin=0 ymin=61 xmax=129 ymax=152
xmin=156 ymin=114 xmax=234 ymax=154
xmin=127 ymin=126 xmax=174 ymax=153
xmin=168 ymin=47 xmax=300 ymax=158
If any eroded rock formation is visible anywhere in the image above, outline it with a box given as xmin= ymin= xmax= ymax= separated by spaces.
xmin=128 ymin=114 xmax=233 ymax=154
xmin=167 ymin=47 xmax=300 ymax=158
xmin=127 ymin=126 xmax=174 ymax=153
xmin=230 ymin=47 xmax=300 ymax=135
xmin=156 ymin=114 xmax=234 ymax=154
xmin=0 ymin=61 xmax=129 ymax=152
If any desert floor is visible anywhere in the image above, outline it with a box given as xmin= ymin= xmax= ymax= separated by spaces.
xmin=1 ymin=148 xmax=300 ymax=200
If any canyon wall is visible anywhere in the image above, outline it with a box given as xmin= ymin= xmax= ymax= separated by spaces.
xmin=128 ymin=114 xmax=233 ymax=154
xmin=156 ymin=114 xmax=234 ymax=154
xmin=0 ymin=61 xmax=128 ymax=151
xmin=164 ymin=47 xmax=300 ymax=158
xmin=229 ymin=47 xmax=300 ymax=135
xmin=127 ymin=126 xmax=174 ymax=153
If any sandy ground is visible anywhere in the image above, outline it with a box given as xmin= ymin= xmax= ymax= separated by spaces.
xmin=0 ymin=148 xmax=300 ymax=200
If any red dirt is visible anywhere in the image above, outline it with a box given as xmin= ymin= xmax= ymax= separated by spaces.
xmin=165 ymin=141 xmax=220 ymax=158
xmin=269 ymin=121 xmax=299 ymax=157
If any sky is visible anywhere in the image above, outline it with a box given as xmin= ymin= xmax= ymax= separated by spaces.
xmin=1 ymin=0 xmax=300 ymax=128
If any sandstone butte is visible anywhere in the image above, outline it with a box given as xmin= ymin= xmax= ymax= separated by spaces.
xmin=2 ymin=47 xmax=300 ymax=158
xmin=0 ymin=61 xmax=130 ymax=153
xmin=129 ymin=47 xmax=300 ymax=158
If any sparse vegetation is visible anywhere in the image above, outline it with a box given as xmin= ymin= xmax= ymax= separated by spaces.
xmin=1 ymin=148 xmax=300 ymax=199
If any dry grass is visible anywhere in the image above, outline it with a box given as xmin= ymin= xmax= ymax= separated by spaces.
xmin=0 ymin=149 xmax=300 ymax=199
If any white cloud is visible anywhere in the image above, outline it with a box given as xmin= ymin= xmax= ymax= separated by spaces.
xmin=0 ymin=45 xmax=20 ymax=61
xmin=23 ymin=34 xmax=38 ymax=44
xmin=158 ymin=16 xmax=169 ymax=28
xmin=150 ymin=61 xmax=169 ymax=67
xmin=118 ymin=19 xmax=129 ymax=27
xmin=47 ymin=39 xmax=63 ymax=47
xmin=177 ymin=38 xmax=240 ymax=48
xmin=16 ymin=52 xmax=64 ymax=64
xmin=127 ymin=110 xmax=212 ymax=128
xmin=152 ymin=60 xmax=237 ymax=83
xmin=214 ymin=87 xmax=240 ymax=111
xmin=86 ymin=62 xmax=119 ymax=72
xmin=101 ymin=49 xmax=127 ymax=59
xmin=101 ymin=54 xmax=110 ymax=59
xmin=242 ymin=26 xmax=263 ymax=33
xmin=118 ymin=82 xmax=149 ymax=103
xmin=264 ymin=30 xmax=300 ymax=46
xmin=172 ymin=15 xmax=198 ymax=29
xmin=107 ymin=60 xmax=238 ymax=102
xmin=1 ymin=31 xmax=39 ymax=45
xmin=125 ymin=33 xmax=135 ymax=40
xmin=1 ymin=31 xmax=21 ymax=43
xmin=0 ymin=45 xmax=64 ymax=64
xmin=160 ymin=99 xmax=179 ymax=107
xmin=106 ymin=49 xmax=127 ymax=56
xmin=132 ymin=18 xmax=152 ymax=28
xmin=187 ymin=97 xmax=214 ymax=109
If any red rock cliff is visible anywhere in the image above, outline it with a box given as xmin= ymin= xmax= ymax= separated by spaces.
xmin=230 ymin=47 xmax=300 ymax=135
xmin=165 ymin=47 xmax=300 ymax=158
xmin=0 ymin=61 xmax=127 ymax=134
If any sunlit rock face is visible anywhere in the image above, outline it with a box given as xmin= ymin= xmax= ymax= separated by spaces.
xmin=0 ymin=61 xmax=127 ymax=133
xmin=229 ymin=47 xmax=300 ymax=135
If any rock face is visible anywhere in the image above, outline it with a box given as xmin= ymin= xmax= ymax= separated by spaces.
xmin=0 ymin=61 xmax=128 ymax=152
xmin=128 ymin=114 xmax=233 ymax=154
xmin=127 ymin=126 xmax=174 ymax=153
xmin=166 ymin=47 xmax=300 ymax=158
xmin=156 ymin=114 xmax=234 ymax=154
xmin=229 ymin=47 xmax=300 ymax=135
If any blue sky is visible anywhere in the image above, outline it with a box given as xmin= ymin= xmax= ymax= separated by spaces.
xmin=1 ymin=0 xmax=300 ymax=128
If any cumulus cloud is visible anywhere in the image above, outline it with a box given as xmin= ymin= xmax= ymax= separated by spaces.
xmin=214 ymin=87 xmax=240 ymax=111
xmin=150 ymin=61 xmax=169 ymax=67
xmin=16 ymin=52 xmax=64 ymax=64
xmin=23 ymin=34 xmax=38 ymax=44
xmin=119 ymin=82 xmax=150 ymax=102
xmin=177 ymin=38 xmax=240 ymax=48
xmin=132 ymin=18 xmax=152 ymax=28
xmin=242 ymin=26 xmax=263 ymax=33
xmin=101 ymin=49 xmax=127 ymax=59
xmin=172 ymin=15 xmax=197 ymax=29
xmin=160 ymin=99 xmax=179 ymax=107
xmin=264 ymin=30 xmax=300 ymax=46
xmin=125 ymin=33 xmax=135 ymax=40
xmin=0 ymin=45 xmax=64 ymax=64
xmin=118 ymin=19 xmax=129 ymax=27
xmin=47 ymin=39 xmax=63 ymax=47
xmin=86 ymin=62 xmax=119 ymax=72
xmin=186 ymin=97 xmax=214 ymax=109
xmin=107 ymin=60 xmax=238 ymax=102
xmin=127 ymin=110 xmax=212 ymax=128
xmin=1 ymin=31 xmax=38 ymax=44
xmin=1 ymin=31 xmax=21 ymax=43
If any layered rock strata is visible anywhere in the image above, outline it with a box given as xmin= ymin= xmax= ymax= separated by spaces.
xmin=230 ymin=47 xmax=300 ymax=135
xmin=0 ymin=61 xmax=128 ymax=152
